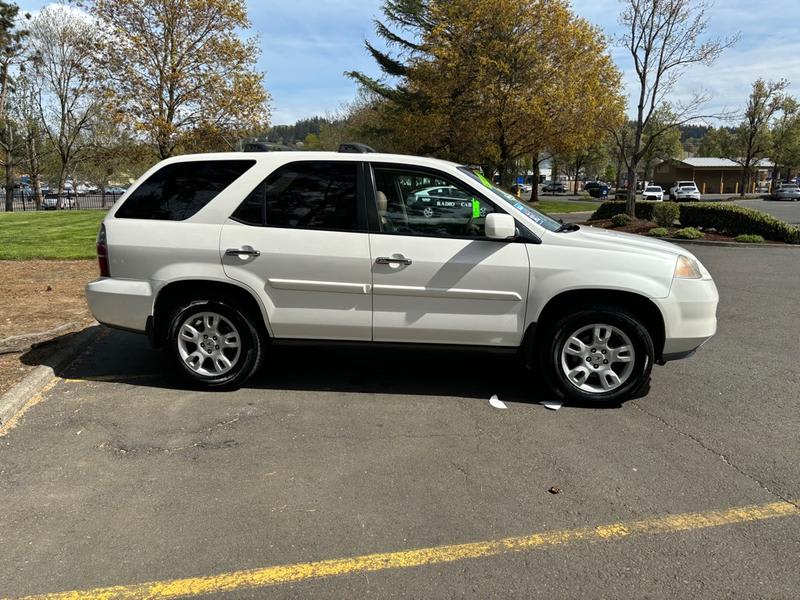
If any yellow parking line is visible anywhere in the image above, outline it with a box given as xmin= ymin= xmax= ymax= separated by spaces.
xmin=7 ymin=500 xmax=798 ymax=600
xmin=62 ymin=374 xmax=158 ymax=383
xmin=0 ymin=376 xmax=59 ymax=437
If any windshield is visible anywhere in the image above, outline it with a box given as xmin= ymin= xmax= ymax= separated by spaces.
xmin=645 ymin=187 xmax=661 ymax=192
xmin=458 ymin=167 xmax=562 ymax=232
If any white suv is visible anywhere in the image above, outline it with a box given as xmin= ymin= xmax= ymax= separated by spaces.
xmin=86 ymin=151 xmax=718 ymax=403
xmin=669 ymin=181 xmax=701 ymax=201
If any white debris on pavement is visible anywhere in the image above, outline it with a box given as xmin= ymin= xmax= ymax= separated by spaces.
xmin=489 ymin=394 xmax=507 ymax=409
xmin=541 ymin=400 xmax=563 ymax=411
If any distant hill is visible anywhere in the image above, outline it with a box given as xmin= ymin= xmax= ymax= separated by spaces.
xmin=265 ymin=117 xmax=328 ymax=145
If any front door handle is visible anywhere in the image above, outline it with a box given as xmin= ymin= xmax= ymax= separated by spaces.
xmin=225 ymin=248 xmax=261 ymax=257
xmin=376 ymin=256 xmax=412 ymax=266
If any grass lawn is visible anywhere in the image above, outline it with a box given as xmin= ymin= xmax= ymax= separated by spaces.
xmin=0 ymin=201 xmax=598 ymax=260
xmin=534 ymin=200 xmax=598 ymax=213
xmin=0 ymin=210 xmax=106 ymax=260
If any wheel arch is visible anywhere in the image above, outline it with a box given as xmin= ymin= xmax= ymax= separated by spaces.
xmin=151 ymin=279 xmax=271 ymax=348
xmin=524 ymin=288 xmax=666 ymax=364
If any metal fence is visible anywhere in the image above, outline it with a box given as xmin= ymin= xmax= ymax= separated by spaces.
xmin=0 ymin=193 xmax=121 ymax=212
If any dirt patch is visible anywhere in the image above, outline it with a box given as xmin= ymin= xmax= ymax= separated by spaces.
xmin=0 ymin=260 xmax=97 ymax=395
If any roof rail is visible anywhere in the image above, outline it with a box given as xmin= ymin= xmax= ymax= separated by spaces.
xmin=338 ymin=142 xmax=376 ymax=154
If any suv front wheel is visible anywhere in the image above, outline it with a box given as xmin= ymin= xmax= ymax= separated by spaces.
xmin=167 ymin=299 xmax=264 ymax=390
xmin=539 ymin=306 xmax=654 ymax=404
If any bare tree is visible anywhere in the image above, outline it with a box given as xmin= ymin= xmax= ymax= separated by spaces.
xmin=616 ymin=0 xmax=737 ymax=214
xmin=11 ymin=72 xmax=47 ymax=208
xmin=717 ymin=79 xmax=789 ymax=195
xmin=29 ymin=5 xmax=100 ymax=208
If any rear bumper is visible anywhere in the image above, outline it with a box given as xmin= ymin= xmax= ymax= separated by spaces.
xmin=655 ymin=278 xmax=719 ymax=362
xmin=85 ymin=278 xmax=155 ymax=333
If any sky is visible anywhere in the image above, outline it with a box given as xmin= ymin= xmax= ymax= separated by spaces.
xmin=15 ymin=0 xmax=800 ymax=126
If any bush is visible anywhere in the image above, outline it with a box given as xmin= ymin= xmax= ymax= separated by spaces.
xmin=611 ymin=213 xmax=631 ymax=227
xmin=590 ymin=201 xmax=656 ymax=221
xmin=653 ymin=202 xmax=680 ymax=227
xmin=679 ymin=203 xmax=799 ymax=244
xmin=673 ymin=227 xmax=704 ymax=240
xmin=649 ymin=227 xmax=669 ymax=237
xmin=735 ymin=234 xmax=765 ymax=243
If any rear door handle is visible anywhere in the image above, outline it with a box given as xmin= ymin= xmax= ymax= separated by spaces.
xmin=376 ymin=256 xmax=412 ymax=266
xmin=225 ymin=248 xmax=261 ymax=257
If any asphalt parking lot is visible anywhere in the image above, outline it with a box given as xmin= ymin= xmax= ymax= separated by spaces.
xmin=1 ymin=245 xmax=798 ymax=599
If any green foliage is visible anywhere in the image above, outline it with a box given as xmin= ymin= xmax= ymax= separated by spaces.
xmin=0 ymin=210 xmax=105 ymax=259
xmin=649 ymin=227 xmax=669 ymax=237
xmin=735 ymin=234 xmax=765 ymax=243
xmin=267 ymin=117 xmax=327 ymax=145
xmin=536 ymin=201 xmax=598 ymax=214
xmin=653 ymin=202 xmax=680 ymax=227
xmin=590 ymin=201 xmax=655 ymax=221
xmin=611 ymin=213 xmax=631 ymax=227
xmin=679 ymin=203 xmax=800 ymax=244
xmin=673 ymin=227 xmax=705 ymax=240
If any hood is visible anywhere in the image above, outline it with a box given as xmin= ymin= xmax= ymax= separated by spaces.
xmin=546 ymin=225 xmax=689 ymax=259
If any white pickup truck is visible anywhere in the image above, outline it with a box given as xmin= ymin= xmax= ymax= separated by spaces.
xmin=86 ymin=150 xmax=718 ymax=404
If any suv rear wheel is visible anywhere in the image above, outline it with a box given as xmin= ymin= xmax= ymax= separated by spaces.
xmin=539 ymin=305 xmax=654 ymax=404
xmin=167 ymin=299 xmax=263 ymax=389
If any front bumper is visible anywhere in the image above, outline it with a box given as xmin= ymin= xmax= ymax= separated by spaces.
xmin=85 ymin=278 xmax=155 ymax=333
xmin=654 ymin=277 xmax=719 ymax=362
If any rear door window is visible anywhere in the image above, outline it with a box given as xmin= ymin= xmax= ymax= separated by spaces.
xmin=232 ymin=161 xmax=359 ymax=231
xmin=116 ymin=160 xmax=255 ymax=220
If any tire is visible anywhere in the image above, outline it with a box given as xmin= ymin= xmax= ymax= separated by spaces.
xmin=538 ymin=305 xmax=654 ymax=404
xmin=166 ymin=299 xmax=264 ymax=390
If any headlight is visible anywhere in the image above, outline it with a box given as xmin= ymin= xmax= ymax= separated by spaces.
xmin=674 ymin=255 xmax=702 ymax=279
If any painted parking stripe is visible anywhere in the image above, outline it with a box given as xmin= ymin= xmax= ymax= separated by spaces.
xmin=6 ymin=500 xmax=798 ymax=600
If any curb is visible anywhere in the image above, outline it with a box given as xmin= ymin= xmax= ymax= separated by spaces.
xmin=663 ymin=238 xmax=800 ymax=249
xmin=0 ymin=325 xmax=102 ymax=430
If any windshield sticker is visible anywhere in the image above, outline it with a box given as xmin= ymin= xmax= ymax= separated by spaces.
xmin=472 ymin=198 xmax=481 ymax=218
xmin=512 ymin=200 xmax=548 ymax=225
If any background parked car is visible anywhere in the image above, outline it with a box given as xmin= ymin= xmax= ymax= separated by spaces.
xmin=587 ymin=184 xmax=611 ymax=198
xmin=42 ymin=191 xmax=76 ymax=210
xmin=104 ymin=186 xmax=128 ymax=196
xmin=542 ymin=181 xmax=566 ymax=193
xmin=509 ymin=183 xmax=532 ymax=194
xmin=642 ymin=185 xmax=664 ymax=201
xmin=669 ymin=181 xmax=701 ymax=201
xmin=772 ymin=183 xmax=800 ymax=200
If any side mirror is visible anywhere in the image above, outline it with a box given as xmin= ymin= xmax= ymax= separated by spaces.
xmin=485 ymin=213 xmax=516 ymax=240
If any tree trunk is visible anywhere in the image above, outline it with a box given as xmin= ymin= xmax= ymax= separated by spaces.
xmin=28 ymin=135 xmax=42 ymax=209
xmin=573 ymin=158 xmax=580 ymax=194
xmin=4 ymin=126 xmax=13 ymax=213
xmin=531 ymin=156 xmax=540 ymax=203
xmin=626 ymin=167 xmax=637 ymax=214
xmin=739 ymin=167 xmax=748 ymax=197
xmin=56 ymin=166 xmax=66 ymax=210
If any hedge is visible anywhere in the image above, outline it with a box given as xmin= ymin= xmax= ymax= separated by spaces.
xmin=590 ymin=201 xmax=656 ymax=221
xmin=678 ymin=203 xmax=800 ymax=244
xmin=590 ymin=201 xmax=800 ymax=244
xmin=653 ymin=202 xmax=680 ymax=227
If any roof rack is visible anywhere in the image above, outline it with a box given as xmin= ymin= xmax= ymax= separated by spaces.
xmin=338 ymin=143 xmax=376 ymax=154
xmin=243 ymin=141 xmax=295 ymax=152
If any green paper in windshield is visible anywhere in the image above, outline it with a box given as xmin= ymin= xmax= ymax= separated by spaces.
xmin=475 ymin=172 xmax=493 ymax=189
xmin=472 ymin=198 xmax=481 ymax=218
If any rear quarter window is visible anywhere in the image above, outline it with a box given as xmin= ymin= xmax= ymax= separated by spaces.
xmin=116 ymin=160 xmax=256 ymax=221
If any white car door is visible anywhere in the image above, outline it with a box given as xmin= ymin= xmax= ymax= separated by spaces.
xmin=369 ymin=164 xmax=530 ymax=346
xmin=220 ymin=160 xmax=373 ymax=341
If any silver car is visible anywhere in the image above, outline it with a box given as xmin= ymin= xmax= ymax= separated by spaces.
xmin=773 ymin=184 xmax=800 ymax=201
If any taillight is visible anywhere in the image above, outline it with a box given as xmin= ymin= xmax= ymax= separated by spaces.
xmin=97 ymin=223 xmax=110 ymax=277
